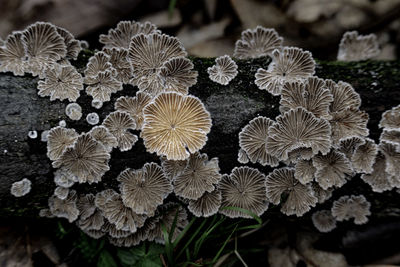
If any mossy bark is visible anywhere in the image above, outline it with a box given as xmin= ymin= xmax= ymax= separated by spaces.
xmin=0 ymin=51 xmax=400 ymax=218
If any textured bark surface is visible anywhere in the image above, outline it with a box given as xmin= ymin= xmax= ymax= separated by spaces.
xmin=1 ymin=52 xmax=400 ymax=217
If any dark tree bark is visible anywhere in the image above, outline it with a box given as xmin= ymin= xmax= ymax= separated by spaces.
xmin=1 ymin=53 xmax=400 ymax=217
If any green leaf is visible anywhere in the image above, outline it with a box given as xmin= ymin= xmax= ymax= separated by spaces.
xmin=220 ymin=207 xmax=262 ymax=224
xmin=97 ymin=250 xmax=118 ymax=267
xmin=117 ymin=243 xmax=163 ymax=267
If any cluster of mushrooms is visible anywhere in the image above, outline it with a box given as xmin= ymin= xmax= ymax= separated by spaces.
xmin=2 ymin=20 xmax=398 ymax=246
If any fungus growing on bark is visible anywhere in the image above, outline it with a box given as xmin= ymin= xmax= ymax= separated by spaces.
xmin=325 ymin=80 xmax=361 ymax=113
xmin=141 ymin=92 xmax=212 ymax=160
xmin=38 ymin=64 xmax=84 ymax=102
xmin=207 ymin=55 xmax=238 ymax=85
xmin=102 ymin=221 xmax=131 ymax=238
xmin=219 ymin=167 xmax=268 ymax=218
xmin=266 ymin=108 xmax=331 ymax=161
xmin=188 ymin=189 xmax=222 ymax=217
xmin=312 ymin=183 xmax=333 ymax=204
xmin=84 ymin=51 xmax=115 ymax=77
xmin=173 ymin=152 xmax=222 ymax=200
xmin=380 ymin=129 xmax=400 ymax=144
xmin=266 ymin=168 xmax=317 ymax=216
xmin=294 ymin=159 xmax=316 ymax=184
xmin=77 ymin=210 xmax=104 ymax=231
xmin=360 ymin=153 xmax=393 ymax=192
xmin=59 ymin=120 xmax=67 ymax=127
xmin=102 ymin=111 xmax=138 ymax=151
xmin=88 ymin=126 xmax=118 ymax=153
xmin=83 ymin=229 xmax=105 ymax=239
xmin=91 ymin=99 xmax=103 ymax=109
xmin=379 ymin=104 xmax=400 ymax=130
xmin=114 ymin=92 xmax=152 ymax=130
xmin=0 ymin=31 xmax=26 ymax=76
xmin=159 ymin=56 xmax=198 ymax=94
xmin=54 ymin=187 xmax=69 ymax=200
xmin=56 ymin=26 xmax=81 ymax=60
xmin=280 ymin=77 xmax=333 ymax=119
xmin=255 ymin=47 xmax=315 ymax=96
xmin=95 ymin=189 xmax=118 ymax=211
xmin=237 ymin=148 xmax=250 ymax=164
xmin=312 ymin=150 xmax=353 ymax=190
xmin=379 ymin=141 xmax=400 ymax=177
xmin=239 ymin=116 xmax=279 ymax=166
xmin=311 ymin=210 xmax=336 ymax=233
xmin=65 ymin=103 xmax=82 ymax=121
xmin=46 ymin=126 xmax=78 ymax=161
xmin=103 ymin=47 xmax=133 ymax=84
xmin=331 ymin=195 xmax=371 ymax=224
xmin=41 ymin=130 xmax=50 ymax=142
xmin=287 ymin=147 xmax=315 ymax=162
xmin=84 ymin=71 xmax=123 ymax=103
xmin=52 ymin=133 xmax=111 ymax=184
xmin=351 ymin=138 xmax=378 ymax=173
xmin=48 ymin=190 xmax=79 ymax=223
xmin=337 ymin=31 xmax=380 ymax=61
xmin=54 ymin=168 xmax=76 ymax=188
xmin=160 ymin=156 xmax=187 ymax=181
xmin=28 ymin=130 xmax=38 ymax=139
xmin=86 ymin=112 xmax=99 ymax=125
xmin=22 ymin=22 xmax=67 ymax=77
xmin=234 ymin=26 xmax=283 ymax=59
xmin=118 ymin=163 xmax=172 ymax=216
xmin=76 ymin=194 xmax=96 ymax=220
xmin=128 ymin=33 xmax=187 ymax=95
xmin=10 ymin=178 xmax=31 ymax=197
xmin=100 ymin=20 xmax=159 ymax=49
xmin=338 ymin=136 xmax=365 ymax=160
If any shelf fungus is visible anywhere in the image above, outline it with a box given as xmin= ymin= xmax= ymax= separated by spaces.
xmin=128 ymin=33 xmax=187 ymax=96
xmin=187 ymin=189 xmax=222 ymax=217
xmin=325 ymin=80 xmax=361 ymax=113
xmin=88 ymin=126 xmax=118 ymax=153
xmin=311 ymin=210 xmax=336 ymax=233
xmin=280 ymin=77 xmax=333 ymax=119
xmin=219 ymin=166 xmax=268 ymax=218
xmin=379 ymin=141 xmax=400 ymax=177
xmin=360 ymin=153 xmax=393 ymax=192
xmin=22 ymin=22 xmax=67 ymax=77
xmin=77 ymin=209 xmax=104 ymax=231
xmin=99 ymin=20 xmax=159 ymax=49
xmin=84 ymin=70 xmax=123 ymax=103
xmin=65 ymin=103 xmax=82 ymax=121
xmin=312 ymin=150 xmax=354 ymax=190
xmin=207 ymin=55 xmax=238 ymax=85
xmin=380 ymin=129 xmax=400 ymax=144
xmin=338 ymin=136 xmax=366 ymax=160
xmin=239 ymin=116 xmax=279 ymax=167
xmin=118 ymin=163 xmax=172 ymax=216
xmin=0 ymin=32 xmax=27 ymax=76
xmin=266 ymin=108 xmax=331 ymax=161
xmin=84 ymin=51 xmax=115 ymax=77
xmin=312 ymin=183 xmax=333 ymax=204
xmin=47 ymin=126 xmax=79 ymax=161
xmin=160 ymin=156 xmax=187 ymax=181
xmin=38 ymin=64 xmax=84 ymax=102
xmin=103 ymin=47 xmax=133 ymax=84
xmin=266 ymin=168 xmax=317 ymax=216
xmin=56 ymin=26 xmax=81 ymax=60
xmin=10 ymin=178 xmax=32 ymax=197
xmin=234 ymin=26 xmax=283 ymax=59
xmin=114 ymin=92 xmax=152 ymax=130
xmin=331 ymin=195 xmax=371 ymax=225
xmin=255 ymin=47 xmax=315 ymax=96
xmin=54 ymin=168 xmax=77 ymax=188
xmin=141 ymin=92 xmax=212 ymax=160
xmin=237 ymin=148 xmax=250 ymax=164
xmin=54 ymin=186 xmax=69 ymax=200
xmin=294 ymin=159 xmax=316 ymax=185
xmin=86 ymin=112 xmax=100 ymax=125
xmin=351 ymin=138 xmax=378 ymax=174
xmin=173 ymin=152 xmax=222 ymax=200
xmin=52 ymin=133 xmax=111 ymax=184
xmin=48 ymin=190 xmax=80 ymax=223
xmin=379 ymin=104 xmax=400 ymax=130
xmin=337 ymin=31 xmax=380 ymax=61
xmin=102 ymin=111 xmax=138 ymax=151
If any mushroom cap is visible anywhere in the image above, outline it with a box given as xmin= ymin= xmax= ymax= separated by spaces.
xmin=77 ymin=193 xmax=97 ymax=220
xmin=379 ymin=104 xmax=400 ymax=130
xmin=351 ymin=138 xmax=378 ymax=174
xmin=77 ymin=210 xmax=104 ymax=231
xmin=360 ymin=153 xmax=393 ymax=192
xmin=237 ymin=148 xmax=250 ymax=164
xmin=325 ymin=79 xmax=361 ymax=113
xmin=48 ymin=190 xmax=80 ymax=223
xmin=84 ymin=51 xmax=115 ymax=77
xmin=88 ymin=125 xmax=118 ymax=153
xmin=65 ymin=103 xmax=82 ymax=121
xmin=84 ymin=70 xmax=123 ymax=103
xmin=141 ymin=92 xmax=212 ymax=160
xmin=86 ymin=112 xmax=100 ymax=125
xmin=54 ymin=168 xmax=76 ymax=188
xmin=331 ymin=195 xmax=371 ymax=224
xmin=56 ymin=26 xmax=81 ymax=60
xmin=219 ymin=166 xmax=268 ymax=218
xmin=160 ymin=156 xmax=187 ymax=181
xmin=102 ymin=111 xmax=138 ymax=151
xmin=46 ymin=126 xmax=79 ymax=161
xmin=337 ymin=31 xmax=380 ymax=61
xmin=379 ymin=141 xmax=400 ymax=177
xmin=54 ymin=187 xmax=69 ymax=200
xmin=10 ymin=178 xmax=32 ymax=197
xmin=380 ymin=129 xmax=400 ymax=144
xmin=207 ymin=55 xmax=238 ymax=85
xmin=188 ymin=189 xmax=222 ymax=217
xmin=311 ymin=210 xmax=336 ymax=233
xmin=338 ymin=136 xmax=366 ymax=160
xmin=0 ymin=31 xmax=26 ymax=76
xmin=294 ymin=159 xmax=316 ymax=185
xmin=114 ymin=92 xmax=152 ymax=130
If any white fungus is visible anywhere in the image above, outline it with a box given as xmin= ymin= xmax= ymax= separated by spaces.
xmin=28 ymin=130 xmax=38 ymax=139
xmin=65 ymin=103 xmax=82 ymax=121
xmin=86 ymin=112 xmax=100 ymax=125
xmin=91 ymin=99 xmax=103 ymax=109
xmin=11 ymin=178 xmax=32 ymax=197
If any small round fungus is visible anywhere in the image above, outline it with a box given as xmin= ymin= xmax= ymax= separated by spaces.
xmin=379 ymin=104 xmax=400 ymax=130
xmin=103 ymin=47 xmax=133 ymax=84
xmin=80 ymin=40 xmax=89 ymax=49
xmin=255 ymin=47 xmax=315 ymax=96
xmin=48 ymin=190 xmax=79 ymax=223
xmin=41 ymin=130 xmax=50 ymax=142
xmin=114 ymin=92 xmax=152 ymax=130
xmin=54 ymin=186 xmax=69 ymax=200
xmin=219 ymin=166 xmax=268 ymax=218
xmin=0 ymin=31 xmax=27 ymax=76
xmin=28 ymin=130 xmax=38 ymax=139
xmin=173 ymin=152 xmax=222 ymax=200
xmin=188 ymin=189 xmax=222 ymax=217
xmin=91 ymin=99 xmax=103 ymax=109
xmin=311 ymin=210 xmax=337 ymax=233
xmin=239 ymin=116 xmax=279 ymax=167
xmin=10 ymin=178 xmax=32 ymax=197
xmin=351 ymin=138 xmax=378 ymax=174
xmin=266 ymin=107 xmax=332 ymax=161
xmin=234 ymin=26 xmax=283 ymax=59
xmin=86 ymin=112 xmax=99 ymax=125
xmin=360 ymin=153 xmax=393 ymax=192
xmin=207 ymin=55 xmax=238 ymax=85
xmin=84 ymin=71 xmax=123 ymax=103
xmin=118 ymin=162 xmax=172 ymax=216
xmin=89 ymin=125 xmax=118 ymax=152
xmin=312 ymin=150 xmax=354 ymax=190
xmin=100 ymin=20 xmax=159 ymax=49
xmin=325 ymin=79 xmax=361 ymax=113
xmin=103 ymin=111 xmax=138 ymax=151
xmin=47 ymin=126 xmax=79 ymax=161
xmin=331 ymin=195 xmax=371 ymax=224
xmin=141 ymin=92 xmax=212 ymax=160
xmin=294 ymin=159 xmax=316 ymax=185
xmin=38 ymin=64 xmax=84 ymax=102
xmin=53 ymin=133 xmax=111 ymax=184
xmin=160 ymin=156 xmax=187 ymax=181
xmin=337 ymin=31 xmax=380 ymax=61
xmin=266 ymin=168 xmax=317 ymax=216
xmin=65 ymin=103 xmax=82 ymax=121
xmin=59 ymin=120 xmax=67 ymax=127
